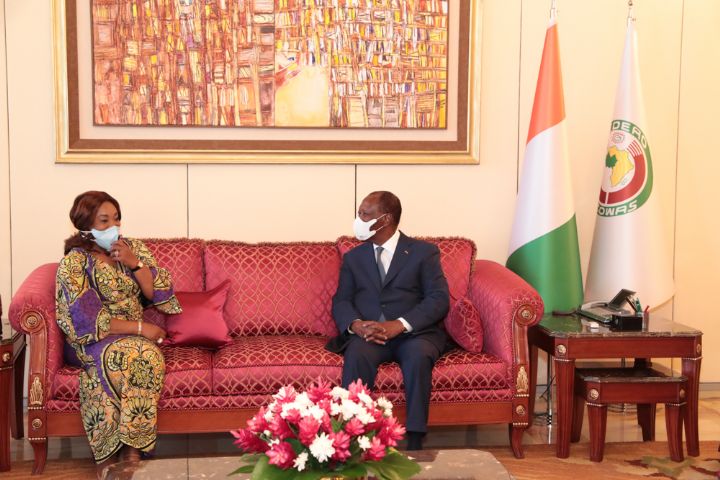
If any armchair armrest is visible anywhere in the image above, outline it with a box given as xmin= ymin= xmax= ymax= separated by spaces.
xmin=8 ymin=263 xmax=62 ymax=410
xmin=467 ymin=260 xmax=543 ymax=367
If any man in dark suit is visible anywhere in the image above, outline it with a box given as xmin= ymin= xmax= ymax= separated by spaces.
xmin=328 ymin=191 xmax=450 ymax=450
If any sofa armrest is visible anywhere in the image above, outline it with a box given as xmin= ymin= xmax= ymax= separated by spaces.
xmin=8 ymin=263 xmax=62 ymax=412
xmin=467 ymin=260 xmax=544 ymax=369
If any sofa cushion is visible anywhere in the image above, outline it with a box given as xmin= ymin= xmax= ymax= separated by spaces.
xmin=212 ymin=336 xmax=343 ymax=396
xmin=336 ymin=236 xmax=476 ymax=303
xmin=161 ymin=346 xmax=213 ymax=398
xmin=374 ymin=349 xmax=511 ymax=404
xmin=51 ymin=345 xmax=214 ymax=401
xmin=142 ymin=239 xmax=206 ymax=330
xmin=445 ymin=297 xmax=484 ymax=353
xmin=165 ymin=281 xmax=232 ymax=348
xmin=204 ymin=241 xmax=340 ymax=337
xmin=142 ymin=238 xmax=205 ymax=292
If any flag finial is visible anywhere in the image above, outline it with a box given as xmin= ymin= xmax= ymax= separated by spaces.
xmin=627 ymin=0 xmax=636 ymax=25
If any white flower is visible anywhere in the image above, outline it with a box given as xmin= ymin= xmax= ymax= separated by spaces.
xmin=376 ymin=397 xmax=393 ymax=416
xmin=293 ymin=451 xmax=309 ymax=471
xmin=331 ymin=386 xmax=349 ymax=400
xmin=264 ymin=403 xmax=276 ymax=422
xmin=340 ymin=399 xmax=361 ymax=419
xmin=263 ymin=429 xmax=271 ymax=437
xmin=356 ymin=406 xmax=374 ymax=425
xmin=309 ymin=432 xmax=335 ymax=463
xmin=308 ymin=404 xmax=325 ymax=421
xmin=268 ymin=438 xmax=279 ymax=447
xmin=294 ymin=392 xmax=312 ymax=409
xmin=357 ymin=391 xmax=373 ymax=406
xmin=330 ymin=401 xmax=342 ymax=416
xmin=358 ymin=435 xmax=371 ymax=450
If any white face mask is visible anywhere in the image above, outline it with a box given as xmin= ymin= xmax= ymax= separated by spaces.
xmin=353 ymin=214 xmax=386 ymax=241
xmin=83 ymin=225 xmax=120 ymax=252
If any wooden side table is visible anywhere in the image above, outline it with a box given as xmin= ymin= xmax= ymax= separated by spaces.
xmin=528 ymin=314 xmax=702 ymax=459
xmin=1 ymin=331 xmax=26 ymax=472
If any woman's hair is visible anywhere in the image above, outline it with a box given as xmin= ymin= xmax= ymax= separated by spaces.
xmin=63 ymin=191 xmax=122 ymax=254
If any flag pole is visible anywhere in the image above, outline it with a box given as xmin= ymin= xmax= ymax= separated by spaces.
xmin=627 ymin=0 xmax=635 ymax=25
xmin=550 ymin=0 xmax=557 ymax=21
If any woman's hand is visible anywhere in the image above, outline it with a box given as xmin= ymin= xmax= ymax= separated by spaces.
xmin=110 ymin=238 xmax=139 ymax=269
xmin=141 ymin=323 xmax=167 ymax=344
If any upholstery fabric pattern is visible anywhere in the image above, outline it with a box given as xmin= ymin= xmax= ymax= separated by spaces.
xmin=204 ymin=241 xmax=340 ymax=337
xmin=374 ymin=349 xmax=509 ymax=398
xmin=445 ymin=297 xmax=484 ymax=353
xmin=142 ymin=239 xmax=205 ymax=292
xmin=161 ymin=346 xmax=213 ymax=398
xmin=51 ymin=366 xmax=81 ymax=400
xmin=335 ymin=236 xmax=475 ymax=302
xmin=469 ymin=260 xmax=544 ymax=370
xmin=212 ymin=336 xmax=343 ymax=395
xmin=8 ymin=263 xmax=65 ymax=398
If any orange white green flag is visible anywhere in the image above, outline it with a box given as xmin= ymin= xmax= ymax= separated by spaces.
xmin=506 ymin=8 xmax=583 ymax=312
xmin=585 ymin=15 xmax=674 ymax=307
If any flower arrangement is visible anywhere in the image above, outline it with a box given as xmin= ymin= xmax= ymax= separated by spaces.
xmin=230 ymin=380 xmax=421 ymax=480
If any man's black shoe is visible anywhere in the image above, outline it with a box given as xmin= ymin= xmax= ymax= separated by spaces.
xmin=406 ymin=431 xmax=423 ymax=451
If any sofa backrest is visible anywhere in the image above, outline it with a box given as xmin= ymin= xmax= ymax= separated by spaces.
xmin=204 ymin=241 xmax=341 ymax=337
xmin=336 ymin=236 xmax=476 ymax=303
xmin=143 ymin=238 xmax=206 ymax=292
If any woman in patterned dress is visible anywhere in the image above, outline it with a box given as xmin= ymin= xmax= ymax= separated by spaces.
xmin=55 ymin=191 xmax=182 ymax=476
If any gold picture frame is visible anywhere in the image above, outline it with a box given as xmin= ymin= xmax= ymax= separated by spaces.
xmin=54 ymin=0 xmax=481 ymax=164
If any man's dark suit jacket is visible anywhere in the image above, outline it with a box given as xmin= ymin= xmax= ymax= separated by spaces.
xmin=327 ymin=232 xmax=450 ymax=353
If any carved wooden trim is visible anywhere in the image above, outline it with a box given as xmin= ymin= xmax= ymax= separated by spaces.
xmin=29 ymin=376 xmax=43 ymax=406
xmin=516 ymin=365 xmax=529 ymax=394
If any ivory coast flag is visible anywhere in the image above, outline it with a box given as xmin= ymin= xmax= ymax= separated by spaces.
xmin=585 ymin=18 xmax=674 ymax=307
xmin=506 ymin=12 xmax=583 ymax=312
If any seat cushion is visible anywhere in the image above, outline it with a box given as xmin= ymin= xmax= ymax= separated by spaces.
xmin=212 ymin=336 xmax=343 ymax=396
xmin=51 ymin=345 xmax=214 ymax=401
xmin=374 ymin=349 xmax=512 ymax=405
xmin=204 ymin=241 xmax=341 ymax=337
xmin=161 ymin=346 xmax=213 ymax=398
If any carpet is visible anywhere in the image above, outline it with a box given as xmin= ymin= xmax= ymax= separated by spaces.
xmin=4 ymin=442 xmax=719 ymax=479
xmin=487 ymin=441 xmax=720 ymax=480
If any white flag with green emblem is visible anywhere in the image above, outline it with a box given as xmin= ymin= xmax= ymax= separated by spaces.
xmin=507 ymin=11 xmax=583 ymax=312
xmin=585 ymin=18 xmax=674 ymax=308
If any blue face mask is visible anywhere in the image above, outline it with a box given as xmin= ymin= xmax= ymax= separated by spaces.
xmin=89 ymin=225 xmax=120 ymax=252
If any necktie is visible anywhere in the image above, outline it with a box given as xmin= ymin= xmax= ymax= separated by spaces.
xmin=376 ymin=246 xmax=386 ymax=321
xmin=376 ymin=246 xmax=387 ymax=283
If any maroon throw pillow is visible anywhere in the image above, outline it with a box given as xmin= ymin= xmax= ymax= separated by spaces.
xmin=445 ymin=297 xmax=484 ymax=353
xmin=165 ymin=280 xmax=232 ymax=348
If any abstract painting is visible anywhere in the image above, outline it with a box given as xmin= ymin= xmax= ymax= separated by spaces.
xmin=91 ymin=0 xmax=449 ymax=129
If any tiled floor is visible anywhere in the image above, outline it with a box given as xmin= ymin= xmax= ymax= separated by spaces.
xmin=9 ymin=388 xmax=720 ymax=464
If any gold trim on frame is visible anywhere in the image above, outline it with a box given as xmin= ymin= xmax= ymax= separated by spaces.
xmin=53 ymin=0 xmax=482 ymax=164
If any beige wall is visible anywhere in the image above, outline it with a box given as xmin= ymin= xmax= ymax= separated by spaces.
xmin=1 ymin=0 xmax=718 ymax=381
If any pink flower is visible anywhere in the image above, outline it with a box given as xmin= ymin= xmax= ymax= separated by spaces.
xmin=364 ymin=436 xmax=386 ymax=461
xmin=230 ymin=428 xmax=268 ymax=453
xmin=307 ymin=379 xmax=332 ymax=403
xmin=274 ymin=385 xmax=297 ymax=404
xmin=330 ymin=430 xmax=352 ymax=462
xmin=297 ymin=415 xmax=321 ymax=446
xmin=266 ymin=441 xmax=296 ymax=469
xmin=246 ymin=407 xmax=268 ymax=434
xmin=268 ymin=414 xmax=293 ymax=440
xmin=376 ymin=416 xmax=406 ymax=447
xmin=283 ymin=408 xmax=302 ymax=425
xmin=344 ymin=417 xmax=365 ymax=436
xmin=347 ymin=379 xmax=371 ymax=402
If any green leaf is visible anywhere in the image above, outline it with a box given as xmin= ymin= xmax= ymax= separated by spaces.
xmin=364 ymin=451 xmax=422 ymax=480
xmin=249 ymin=455 xmax=297 ymax=480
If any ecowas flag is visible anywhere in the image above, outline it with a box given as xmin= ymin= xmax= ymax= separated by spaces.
xmin=585 ymin=18 xmax=674 ymax=308
xmin=507 ymin=13 xmax=583 ymax=312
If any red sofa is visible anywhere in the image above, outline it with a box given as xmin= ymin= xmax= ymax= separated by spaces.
xmin=9 ymin=237 xmax=543 ymax=473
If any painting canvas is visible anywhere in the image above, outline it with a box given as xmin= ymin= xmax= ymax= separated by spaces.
xmin=55 ymin=0 xmax=478 ymax=163
xmin=91 ymin=0 xmax=449 ymax=129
